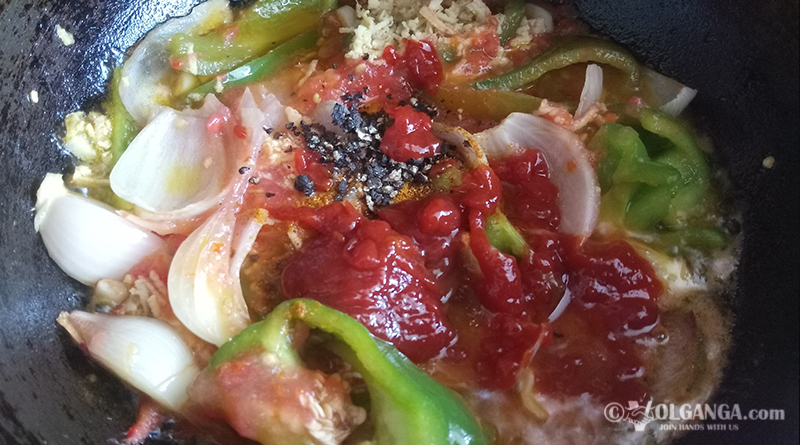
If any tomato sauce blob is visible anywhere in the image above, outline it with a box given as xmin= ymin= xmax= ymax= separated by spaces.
xmin=279 ymin=202 xmax=456 ymax=362
xmin=490 ymin=149 xmax=561 ymax=232
xmin=532 ymin=239 xmax=663 ymax=406
xmin=380 ymin=106 xmax=441 ymax=162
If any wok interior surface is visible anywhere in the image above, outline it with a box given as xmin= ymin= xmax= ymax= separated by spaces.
xmin=0 ymin=0 xmax=797 ymax=443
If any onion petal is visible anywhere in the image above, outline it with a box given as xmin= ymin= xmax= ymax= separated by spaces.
xmin=35 ymin=173 xmax=165 ymax=285
xmin=110 ymin=95 xmax=232 ymax=218
xmin=476 ymin=113 xmax=600 ymax=238
xmin=575 ymin=64 xmax=603 ymax=119
xmin=58 ymin=311 xmax=199 ymax=411
xmin=168 ymin=205 xmax=251 ymax=346
xmin=113 ymin=89 xmax=270 ymax=227
xmin=642 ymin=67 xmax=698 ymax=116
xmin=119 ymin=0 xmax=232 ymax=125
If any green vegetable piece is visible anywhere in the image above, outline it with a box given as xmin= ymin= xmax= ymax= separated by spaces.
xmin=440 ymin=45 xmax=458 ymax=63
xmin=107 ymin=67 xmax=139 ymax=210
xmin=474 ymin=36 xmax=640 ymax=91
xmin=171 ymin=0 xmax=335 ymax=76
xmin=625 ymin=185 xmax=677 ymax=230
xmin=209 ymin=299 xmax=487 ymax=445
xmin=638 ymin=108 xmax=710 ymax=218
xmin=187 ymin=30 xmax=319 ymax=99
xmin=590 ymin=123 xmax=680 ymax=230
xmin=433 ymin=84 xmax=542 ymax=121
xmin=485 ymin=212 xmax=527 ymax=258
xmin=653 ymin=228 xmax=728 ymax=253
xmin=108 ymin=67 xmax=139 ymax=164
xmin=498 ymin=0 xmax=525 ymax=46
xmin=590 ymin=110 xmax=712 ymax=231
xmin=591 ymin=123 xmax=681 ymax=192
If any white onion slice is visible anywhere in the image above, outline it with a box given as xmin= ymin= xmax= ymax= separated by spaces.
xmin=476 ymin=113 xmax=600 ymax=238
xmin=547 ymin=289 xmax=571 ymax=323
xmin=168 ymin=205 xmax=251 ymax=346
xmin=110 ymin=95 xmax=232 ymax=218
xmin=113 ymin=89 xmax=269 ymax=226
xmin=575 ymin=64 xmax=603 ymax=119
xmin=660 ymin=87 xmax=697 ymax=117
xmin=119 ymin=0 xmax=232 ymax=125
xmin=34 ymin=173 xmax=164 ymax=285
xmin=58 ymin=311 xmax=199 ymax=411
xmin=230 ymin=210 xmax=268 ymax=280
xmin=336 ymin=5 xmax=357 ymax=28
xmin=642 ymin=67 xmax=698 ymax=116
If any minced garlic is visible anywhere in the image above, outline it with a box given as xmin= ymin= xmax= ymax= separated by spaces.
xmin=55 ymin=25 xmax=75 ymax=46
xmin=63 ymin=111 xmax=112 ymax=162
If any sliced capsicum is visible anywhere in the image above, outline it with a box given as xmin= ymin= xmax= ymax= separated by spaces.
xmin=637 ymin=107 xmax=711 ymax=221
xmin=498 ymin=0 xmax=525 ymax=46
xmin=590 ymin=109 xmax=720 ymax=246
xmin=171 ymin=0 xmax=335 ymax=76
xmin=199 ymin=299 xmax=486 ymax=445
xmin=473 ymin=36 xmax=640 ymax=91
xmin=590 ymin=122 xmax=681 ymax=228
xmin=186 ymin=30 xmax=320 ymax=100
xmin=485 ymin=211 xmax=528 ymax=258
xmin=433 ymin=84 xmax=542 ymax=122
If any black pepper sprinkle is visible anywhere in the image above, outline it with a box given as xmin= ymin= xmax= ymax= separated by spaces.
xmin=285 ymin=122 xmax=295 ymax=130
xmin=265 ymin=192 xmax=276 ymax=198
xmin=348 ymin=74 xmax=355 ymax=81
xmin=387 ymin=94 xmax=393 ymax=99
xmin=362 ymin=53 xmax=369 ymax=60
xmin=264 ymin=127 xmax=274 ymax=134
xmin=462 ymin=140 xmax=471 ymax=147
xmin=294 ymin=174 xmax=315 ymax=196
xmin=332 ymin=63 xmax=338 ymax=69
xmin=238 ymin=166 xmax=250 ymax=174
xmin=248 ymin=177 xmax=260 ymax=184
xmin=298 ymin=97 xmax=453 ymax=211
xmin=364 ymin=86 xmax=370 ymax=94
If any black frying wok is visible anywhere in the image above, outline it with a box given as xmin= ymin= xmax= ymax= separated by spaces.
xmin=0 ymin=0 xmax=797 ymax=443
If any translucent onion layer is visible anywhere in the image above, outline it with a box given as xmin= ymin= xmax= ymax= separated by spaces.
xmin=58 ymin=310 xmax=200 ymax=411
xmin=35 ymin=173 xmax=164 ymax=285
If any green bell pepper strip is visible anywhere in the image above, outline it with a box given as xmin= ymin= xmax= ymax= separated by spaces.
xmin=652 ymin=227 xmax=728 ymax=253
xmin=485 ymin=212 xmax=528 ymax=258
xmin=590 ymin=123 xmax=681 ymax=230
xmin=108 ymin=67 xmax=139 ymax=164
xmin=186 ymin=31 xmax=319 ymax=100
xmin=498 ymin=0 xmax=525 ymax=46
xmin=590 ymin=110 xmax=711 ymax=231
xmin=105 ymin=67 xmax=138 ymax=210
xmin=433 ymin=84 xmax=542 ymax=121
xmin=473 ymin=36 xmax=640 ymax=91
xmin=209 ymin=299 xmax=487 ymax=445
xmin=591 ymin=123 xmax=681 ymax=192
xmin=638 ymin=108 xmax=710 ymax=220
xmin=171 ymin=0 xmax=335 ymax=76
